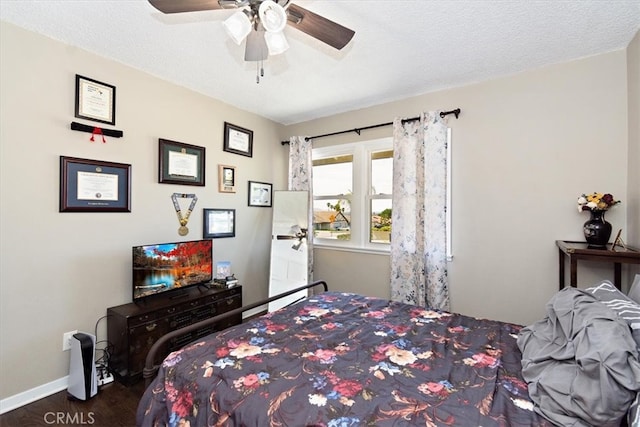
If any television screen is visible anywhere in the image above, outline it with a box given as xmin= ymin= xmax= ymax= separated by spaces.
xmin=132 ymin=239 xmax=213 ymax=301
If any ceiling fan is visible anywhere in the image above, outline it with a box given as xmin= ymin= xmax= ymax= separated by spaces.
xmin=148 ymin=0 xmax=355 ymax=81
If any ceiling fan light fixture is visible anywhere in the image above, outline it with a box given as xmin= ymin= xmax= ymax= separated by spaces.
xmin=222 ymin=9 xmax=252 ymax=44
xmin=258 ymin=0 xmax=287 ymax=33
xmin=264 ymin=31 xmax=289 ymax=55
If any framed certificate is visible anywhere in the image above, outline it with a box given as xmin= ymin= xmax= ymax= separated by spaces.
xmin=203 ymin=208 xmax=236 ymax=238
xmin=158 ymin=139 xmax=206 ymax=186
xmin=218 ymin=164 xmax=236 ymax=193
xmin=223 ymin=122 xmax=253 ymax=157
xmin=74 ymin=75 xmax=116 ymax=125
xmin=60 ymin=156 xmax=131 ymax=212
xmin=248 ymin=181 xmax=272 ymax=207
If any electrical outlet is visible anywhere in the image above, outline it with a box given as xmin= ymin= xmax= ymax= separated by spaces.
xmin=62 ymin=330 xmax=78 ymax=351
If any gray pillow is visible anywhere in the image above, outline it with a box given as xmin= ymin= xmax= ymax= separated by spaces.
xmin=629 ymin=274 xmax=640 ymax=305
xmin=586 ymin=280 xmax=640 ymax=349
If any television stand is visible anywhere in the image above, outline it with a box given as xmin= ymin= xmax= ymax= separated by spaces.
xmin=107 ymin=285 xmax=242 ymax=385
xmin=169 ymin=290 xmax=189 ymax=300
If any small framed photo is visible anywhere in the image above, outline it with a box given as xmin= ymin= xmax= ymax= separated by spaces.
xmin=203 ymin=209 xmax=236 ymax=238
xmin=75 ymin=74 xmax=116 ymax=125
xmin=248 ymin=181 xmax=272 ymax=207
xmin=218 ymin=164 xmax=236 ymax=193
xmin=223 ymin=122 xmax=253 ymax=157
xmin=60 ymin=156 xmax=131 ymax=212
xmin=158 ymin=139 xmax=205 ymax=186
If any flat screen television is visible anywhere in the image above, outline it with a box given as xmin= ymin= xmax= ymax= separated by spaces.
xmin=132 ymin=239 xmax=213 ymax=301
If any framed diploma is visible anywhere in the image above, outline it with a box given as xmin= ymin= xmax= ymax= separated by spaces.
xmin=218 ymin=164 xmax=236 ymax=193
xmin=223 ymin=122 xmax=253 ymax=158
xmin=74 ymin=75 xmax=116 ymax=125
xmin=158 ymin=139 xmax=206 ymax=186
xmin=248 ymin=181 xmax=272 ymax=207
xmin=203 ymin=208 xmax=236 ymax=238
xmin=60 ymin=156 xmax=131 ymax=212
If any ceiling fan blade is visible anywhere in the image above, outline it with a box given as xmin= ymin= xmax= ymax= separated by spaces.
xmin=276 ymin=235 xmax=297 ymax=240
xmin=148 ymin=0 xmax=223 ymax=14
xmin=286 ymin=3 xmax=354 ymax=50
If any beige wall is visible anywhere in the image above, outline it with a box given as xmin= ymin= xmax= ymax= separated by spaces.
xmin=1 ymin=20 xmax=637 ymax=405
xmin=287 ymin=47 xmax=635 ymax=325
xmin=0 ymin=22 xmax=287 ymax=400
xmin=627 ymin=31 xmax=640 ymax=271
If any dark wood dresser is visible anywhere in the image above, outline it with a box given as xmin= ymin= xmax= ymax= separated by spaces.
xmin=107 ymin=285 xmax=242 ymax=385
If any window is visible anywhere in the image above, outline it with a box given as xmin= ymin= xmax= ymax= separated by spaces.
xmin=312 ymin=138 xmax=393 ymax=251
xmin=311 ymin=129 xmax=452 ymax=258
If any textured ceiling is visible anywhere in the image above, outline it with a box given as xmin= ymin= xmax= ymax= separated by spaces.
xmin=1 ymin=0 xmax=639 ymax=125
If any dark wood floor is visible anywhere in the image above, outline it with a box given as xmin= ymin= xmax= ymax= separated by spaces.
xmin=0 ymin=380 xmax=146 ymax=427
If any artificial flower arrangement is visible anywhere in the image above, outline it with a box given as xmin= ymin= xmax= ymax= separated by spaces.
xmin=577 ymin=192 xmax=620 ymax=212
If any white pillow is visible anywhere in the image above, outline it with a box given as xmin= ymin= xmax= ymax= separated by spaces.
xmin=629 ymin=274 xmax=640 ymax=305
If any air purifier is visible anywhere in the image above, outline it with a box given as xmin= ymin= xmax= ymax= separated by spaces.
xmin=67 ymin=332 xmax=97 ymax=400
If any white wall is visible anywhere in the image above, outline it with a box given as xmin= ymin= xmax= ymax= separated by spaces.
xmin=286 ymin=48 xmax=636 ymax=326
xmin=0 ymin=22 xmax=288 ymax=401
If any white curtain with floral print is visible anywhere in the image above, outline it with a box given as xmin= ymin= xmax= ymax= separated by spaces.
xmin=288 ymin=136 xmax=314 ymax=281
xmin=390 ymin=112 xmax=450 ymax=310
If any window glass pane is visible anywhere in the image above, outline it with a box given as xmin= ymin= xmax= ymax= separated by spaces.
xmin=313 ymin=198 xmax=351 ymax=241
xmin=371 ymin=150 xmax=392 ymax=195
xmin=312 ymin=155 xmax=352 ymax=197
xmin=370 ymin=199 xmax=391 ymax=244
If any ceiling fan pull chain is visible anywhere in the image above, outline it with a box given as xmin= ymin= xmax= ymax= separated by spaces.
xmin=256 ymin=61 xmax=260 ymax=84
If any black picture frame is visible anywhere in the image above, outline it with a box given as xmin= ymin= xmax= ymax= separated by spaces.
xmin=74 ymin=74 xmax=116 ymax=125
xmin=158 ymin=139 xmax=206 ymax=186
xmin=248 ymin=181 xmax=272 ymax=207
xmin=203 ymin=208 xmax=236 ymax=238
xmin=59 ymin=156 xmax=131 ymax=212
xmin=223 ymin=122 xmax=253 ymax=158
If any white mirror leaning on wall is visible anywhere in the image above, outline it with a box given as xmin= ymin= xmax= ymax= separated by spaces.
xmin=268 ymin=191 xmax=309 ymax=312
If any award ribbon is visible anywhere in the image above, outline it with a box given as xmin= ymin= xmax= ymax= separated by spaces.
xmin=90 ymin=127 xmax=106 ymax=143
xmin=171 ymin=193 xmax=198 ymax=236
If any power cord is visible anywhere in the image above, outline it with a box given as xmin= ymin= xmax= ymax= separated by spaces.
xmin=94 ymin=315 xmax=115 ymax=386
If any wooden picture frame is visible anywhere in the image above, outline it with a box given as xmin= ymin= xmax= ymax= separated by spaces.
xmin=218 ymin=164 xmax=236 ymax=193
xmin=203 ymin=208 xmax=236 ymax=238
xmin=248 ymin=181 xmax=272 ymax=207
xmin=59 ymin=156 xmax=131 ymax=212
xmin=158 ymin=139 xmax=205 ymax=186
xmin=223 ymin=122 xmax=253 ymax=158
xmin=75 ymin=74 xmax=116 ymax=125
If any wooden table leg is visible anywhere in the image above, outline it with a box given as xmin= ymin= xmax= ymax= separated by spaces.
xmin=570 ymin=258 xmax=578 ymax=287
xmin=614 ymin=263 xmax=622 ymax=290
xmin=558 ymin=248 xmax=565 ymax=290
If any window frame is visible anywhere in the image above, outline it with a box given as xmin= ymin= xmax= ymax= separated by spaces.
xmin=312 ymin=137 xmax=393 ymax=253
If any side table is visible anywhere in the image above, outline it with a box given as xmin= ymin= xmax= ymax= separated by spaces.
xmin=556 ymin=240 xmax=640 ymax=291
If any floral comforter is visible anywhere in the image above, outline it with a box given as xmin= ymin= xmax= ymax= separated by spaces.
xmin=137 ymin=292 xmax=552 ymax=427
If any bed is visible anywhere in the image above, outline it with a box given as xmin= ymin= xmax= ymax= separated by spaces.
xmin=137 ymin=280 xmax=640 ymax=427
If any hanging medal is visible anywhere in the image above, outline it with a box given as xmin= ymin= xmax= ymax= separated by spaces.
xmin=171 ymin=193 xmax=198 ymax=236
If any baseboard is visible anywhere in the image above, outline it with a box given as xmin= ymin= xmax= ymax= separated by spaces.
xmin=0 ymin=376 xmax=68 ymax=414
xmin=242 ymin=304 xmax=267 ymax=320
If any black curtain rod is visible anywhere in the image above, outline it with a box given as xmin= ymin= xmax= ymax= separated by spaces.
xmin=281 ymin=108 xmax=460 ymax=145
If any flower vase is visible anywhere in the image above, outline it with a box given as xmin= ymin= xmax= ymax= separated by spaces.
xmin=583 ymin=210 xmax=612 ymax=247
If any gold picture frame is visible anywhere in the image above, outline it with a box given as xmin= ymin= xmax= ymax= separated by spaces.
xmin=218 ymin=164 xmax=236 ymax=193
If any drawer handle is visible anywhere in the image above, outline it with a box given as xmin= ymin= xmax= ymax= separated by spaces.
xmin=146 ymin=323 xmax=157 ymax=331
